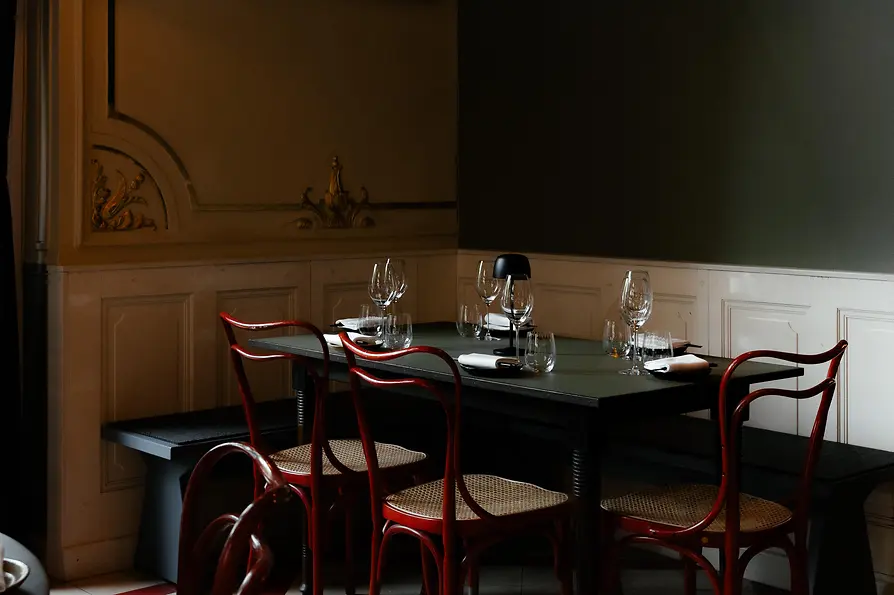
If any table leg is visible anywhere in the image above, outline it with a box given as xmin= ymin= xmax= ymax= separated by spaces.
xmin=294 ymin=365 xmax=316 ymax=595
xmin=134 ymin=456 xmax=196 ymax=583
xmin=571 ymin=417 xmax=601 ymax=595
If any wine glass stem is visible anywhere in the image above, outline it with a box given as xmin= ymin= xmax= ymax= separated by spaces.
xmin=484 ymin=300 xmax=493 ymax=340
xmin=631 ymin=325 xmax=639 ymax=372
xmin=515 ymin=323 xmax=520 ymax=360
xmin=379 ymin=305 xmax=386 ymax=338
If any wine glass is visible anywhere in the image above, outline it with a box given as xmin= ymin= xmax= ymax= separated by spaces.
xmin=368 ymin=261 xmax=397 ymax=338
xmin=499 ymin=274 xmax=534 ymax=360
xmin=386 ymin=258 xmax=408 ymax=308
xmin=475 ymin=260 xmax=502 ymax=341
xmin=619 ymin=270 xmax=653 ymax=375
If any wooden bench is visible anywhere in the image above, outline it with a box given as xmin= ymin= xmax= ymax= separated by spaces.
xmin=604 ymin=414 xmax=894 ymax=595
xmin=101 ymin=399 xmax=299 ymax=583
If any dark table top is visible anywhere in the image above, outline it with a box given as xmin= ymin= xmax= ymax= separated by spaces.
xmin=250 ymin=322 xmax=803 ymax=410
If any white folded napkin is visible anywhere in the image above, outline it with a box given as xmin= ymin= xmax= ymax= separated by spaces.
xmin=324 ymin=332 xmax=382 ymax=348
xmin=335 ymin=317 xmax=383 ymax=331
xmin=484 ymin=313 xmax=533 ymax=330
xmin=644 ymin=354 xmax=710 ymax=374
xmin=457 ymin=353 xmax=521 ymax=370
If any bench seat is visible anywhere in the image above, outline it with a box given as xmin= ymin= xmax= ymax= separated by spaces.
xmin=102 ymin=399 xmax=300 ymax=583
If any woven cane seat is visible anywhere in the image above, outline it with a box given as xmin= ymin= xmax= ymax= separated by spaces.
xmin=270 ymin=439 xmax=426 ymax=476
xmin=384 ymin=474 xmax=569 ymax=522
xmin=601 ymin=484 xmax=792 ymax=533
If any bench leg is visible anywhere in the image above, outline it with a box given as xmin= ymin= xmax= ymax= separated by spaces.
xmin=134 ymin=456 xmax=195 ymax=583
xmin=808 ymin=494 xmax=875 ymax=595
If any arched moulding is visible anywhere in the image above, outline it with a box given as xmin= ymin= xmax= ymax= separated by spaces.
xmin=83 ymin=140 xmax=180 ymax=244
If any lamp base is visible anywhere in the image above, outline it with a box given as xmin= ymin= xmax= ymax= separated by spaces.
xmin=493 ymin=346 xmax=526 ymax=357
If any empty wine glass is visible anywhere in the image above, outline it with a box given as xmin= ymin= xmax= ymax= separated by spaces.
xmin=456 ymin=303 xmax=483 ymax=338
xmin=619 ymin=270 xmax=653 ymax=375
xmin=500 ymin=274 xmax=534 ymax=360
xmin=525 ymin=331 xmax=557 ymax=373
xmin=368 ymin=261 xmax=397 ymax=338
xmin=384 ymin=313 xmax=413 ymax=350
xmin=476 ymin=260 xmax=502 ymax=341
xmin=387 ymin=258 xmax=408 ymax=307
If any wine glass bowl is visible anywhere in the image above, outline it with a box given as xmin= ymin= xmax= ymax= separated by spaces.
xmin=499 ymin=274 xmax=534 ymax=360
xmin=368 ymin=261 xmax=398 ymax=337
xmin=386 ymin=258 xmax=408 ymax=305
xmin=476 ymin=260 xmax=503 ymax=341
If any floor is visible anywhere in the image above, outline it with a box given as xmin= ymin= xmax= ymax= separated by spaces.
xmin=51 ymin=550 xmax=788 ymax=595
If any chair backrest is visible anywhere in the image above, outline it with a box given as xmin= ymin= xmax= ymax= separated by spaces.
xmin=666 ymin=340 xmax=847 ymax=544
xmin=339 ymin=333 xmax=500 ymax=546
xmin=220 ymin=314 xmax=360 ymax=490
xmin=177 ymin=441 xmax=294 ymax=595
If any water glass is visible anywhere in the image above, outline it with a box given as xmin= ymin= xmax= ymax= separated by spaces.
xmin=602 ymin=319 xmax=629 ymax=358
xmin=456 ymin=303 xmax=483 ymax=338
xmin=358 ymin=304 xmax=380 ymax=336
xmin=642 ymin=331 xmax=674 ymax=363
xmin=525 ymin=331 xmax=557 ymax=373
xmin=384 ymin=313 xmax=413 ymax=349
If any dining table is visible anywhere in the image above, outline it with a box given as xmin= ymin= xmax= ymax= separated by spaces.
xmin=250 ymin=322 xmax=803 ymax=595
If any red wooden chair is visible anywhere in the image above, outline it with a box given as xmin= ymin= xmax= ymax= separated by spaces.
xmin=600 ymin=340 xmax=848 ymax=595
xmin=339 ymin=332 xmax=573 ymax=595
xmin=220 ymin=314 xmax=429 ymax=595
xmin=177 ymin=441 xmax=294 ymax=595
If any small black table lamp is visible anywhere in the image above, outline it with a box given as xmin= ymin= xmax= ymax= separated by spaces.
xmin=491 ymin=253 xmax=531 ymax=357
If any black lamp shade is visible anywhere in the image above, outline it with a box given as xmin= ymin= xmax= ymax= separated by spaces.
xmin=493 ymin=254 xmax=531 ymax=280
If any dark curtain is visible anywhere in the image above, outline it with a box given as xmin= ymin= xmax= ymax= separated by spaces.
xmin=1 ymin=1 xmax=22 ymax=536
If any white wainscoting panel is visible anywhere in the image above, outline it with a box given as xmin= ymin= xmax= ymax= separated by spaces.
xmin=46 ymin=251 xmax=454 ymax=580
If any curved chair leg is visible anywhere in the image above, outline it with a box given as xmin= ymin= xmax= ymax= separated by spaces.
xmin=785 ymin=539 xmax=809 ymax=595
xmin=419 ymin=542 xmax=438 ymax=595
xmin=600 ymin=537 xmax=622 ymax=593
xmin=468 ymin=562 xmax=480 ymax=595
xmin=343 ymin=502 xmax=355 ymax=595
xmin=312 ymin=501 xmax=326 ymax=595
xmin=368 ymin=531 xmax=385 ymax=595
xmin=684 ymin=547 xmax=701 ymax=595
xmin=546 ymin=520 xmax=573 ymax=595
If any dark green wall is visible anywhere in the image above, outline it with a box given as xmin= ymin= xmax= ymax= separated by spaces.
xmin=458 ymin=2 xmax=894 ymax=273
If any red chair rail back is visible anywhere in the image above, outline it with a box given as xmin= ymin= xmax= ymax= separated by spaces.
xmin=177 ymin=441 xmax=293 ymax=595
xmin=649 ymin=340 xmax=848 ymax=544
xmin=338 ymin=333 xmax=499 ymax=533
xmin=219 ymin=314 xmax=359 ymax=493
xmin=219 ymin=313 xmax=330 ymax=447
